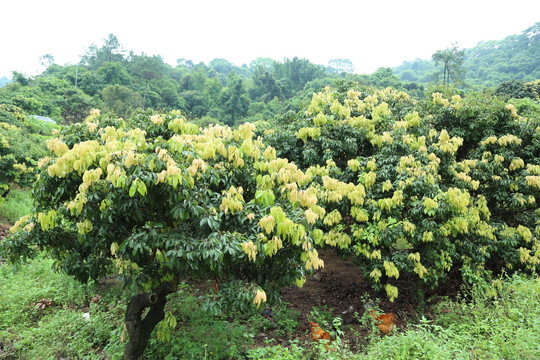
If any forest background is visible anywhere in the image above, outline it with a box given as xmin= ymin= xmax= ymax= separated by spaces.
xmin=0 ymin=22 xmax=538 ymax=129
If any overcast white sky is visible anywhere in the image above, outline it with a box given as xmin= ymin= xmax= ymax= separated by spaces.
xmin=1 ymin=0 xmax=538 ymax=78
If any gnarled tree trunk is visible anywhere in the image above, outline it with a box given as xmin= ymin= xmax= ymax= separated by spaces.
xmin=124 ymin=282 xmax=176 ymax=360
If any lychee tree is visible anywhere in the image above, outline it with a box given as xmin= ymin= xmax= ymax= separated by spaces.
xmin=1 ymin=109 xmax=325 ymax=359
xmin=266 ymin=84 xmax=540 ymax=300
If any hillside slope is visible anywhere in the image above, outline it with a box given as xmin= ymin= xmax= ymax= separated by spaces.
xmin=393 ymin=22 xmax=540 ymax=87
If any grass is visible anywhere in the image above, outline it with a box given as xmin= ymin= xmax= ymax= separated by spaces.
xmin=0 ymin=256 xmax=254 ymax=359
xmin=0 ymin=254 xmax=539 ymax=359
xmin=0 ymin=187 xmax=32 ymax=223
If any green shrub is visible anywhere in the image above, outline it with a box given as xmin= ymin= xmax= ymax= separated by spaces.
xmin=266 ymin=83 xmax=540 ymax=300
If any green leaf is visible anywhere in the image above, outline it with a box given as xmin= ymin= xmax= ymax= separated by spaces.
xmin=137 ymin=181 xmax=147 ymax=196
xmin=129 ymin=179 xmax=138 ymax=197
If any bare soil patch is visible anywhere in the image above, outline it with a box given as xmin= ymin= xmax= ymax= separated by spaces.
xmin=257 ymin=250 xmax=463 ymax=349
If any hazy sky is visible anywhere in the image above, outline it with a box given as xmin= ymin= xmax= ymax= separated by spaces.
xmin=1 ymin=0 xmax=538 ymax=78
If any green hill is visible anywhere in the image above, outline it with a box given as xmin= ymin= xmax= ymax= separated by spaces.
xmin=393 ymin=22 xmax=540 ymax=88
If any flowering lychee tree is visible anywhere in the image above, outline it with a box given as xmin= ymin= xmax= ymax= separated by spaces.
xmin=1 ymin=109 xmax=325 ymax=359
xmin=266 ymin=84 xmax=540 ymax=301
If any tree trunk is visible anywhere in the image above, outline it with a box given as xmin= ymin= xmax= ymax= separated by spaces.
xmin=124 ymin=282 xmax=176 ymax=360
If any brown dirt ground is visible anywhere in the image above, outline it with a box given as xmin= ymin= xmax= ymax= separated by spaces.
xmin=256 ymin=250 xmax=463 ymax=350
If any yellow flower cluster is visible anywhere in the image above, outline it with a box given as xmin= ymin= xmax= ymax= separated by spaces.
xmin=424 ymin=197 xmax=438 ymax=212
xmin=313 ymin=113 xmax=328 ymax=126
xmin=509 ymin=158 xmax=525 ymax=171
xmin=455 ymin=172 xmax=480 ymax=190
xmin=235 ymin=122 xmax=256 ymax=141
xmin=37 ymin=210 xmax=57 ymax=231
xmin=303 ymin=248 xmax=324 ymax=270
xmin=364 ymin=171 xmax=377 ymax=190
xmin=47 ymin=141 xmax=100 ymax=177
xmin=13 ymin=163 xmax=29 ymax=174
xmin=10 ymin=215 xmax=32 ymax=234
xmin=219 ymin=186 xmax=245 ymax=214
xmin=432 ymin=92 xmax=450 ymax=106
xmin=434 ymin=130 xmax=463 ymax=154
xmin=264 ymin=236 xmax=283 ymax=256
xmin=385 ymin=284 xmax=398 ymax=302
xmin=151 ymin=114 xmax=164 ymax=125
xmin=241 ymin=241 xmax=258 ymax=262
xmin=422 ymin=231 xmax=434 ymax=242
xmin=347 ymin=159 xmax=360 ymax=172
xmin=47 ymin=138 xmax=69 ymax=156
xmin=253 ymin=289 xmax=267 ymax=308
xmin=384 ymin=261 xmax=400 ymax=279
xmin=446 ymin=187 xmax=470 ymax=212
xmin=403 ymin=220 xmax=416 ymax=234
xmin=506 ymin=104 xmax=518 ymax=118
xmin=323 ymin=229 xmax=351 ymax=248
xmin=406 ymin=111 xmax=422 ymax=127
xmin=330 ymin=99 xmax=351 ymax=118
xmin=323 ymin=209 xmax=342 ymax=226
xmin=372 ymin=102 xmax=392 ymax=121
xmin=370 ymin=268 xmax=382 ymax=282
xmin=259 ymin=215 xmax=275 ymax=234
xmin=351 ymin=207 xmax=369 ymax=222
xmin=296 ymin=188 xmax=319 ymax=208
xmin=526 ymin=176 xmax=540 ymax=189
xmin=0 ymin=134 xmax=9 ymax=148
xmin=187 ymin=158 xmax=208 ymax=177
xmin=527 ymin=165 xmax=540 ymax=175
xmin=295 ymin=127 xmax=321 ymax=143
xmin=168 ymin=116 xmax=198 ymax=135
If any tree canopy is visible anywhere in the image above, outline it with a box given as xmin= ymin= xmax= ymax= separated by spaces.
xmin=1 ymin=109 xmax=327 ymax=358
xmin=266 ymin=82 xmax=540 ymax=298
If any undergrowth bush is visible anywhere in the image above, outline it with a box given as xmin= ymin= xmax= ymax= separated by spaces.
xmin=358 ymin=274 xmax=540 ymax=360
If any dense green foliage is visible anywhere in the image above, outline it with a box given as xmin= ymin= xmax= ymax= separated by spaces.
xmin=0 ymin=104 xmax=59 ymax=205
xmin=266 ymin=83 xmax=540 ymax=299
xmin=495 ymin=79 xmax=540 ymax=100
xmin=394 ymin=22 xmax=540 ymax=88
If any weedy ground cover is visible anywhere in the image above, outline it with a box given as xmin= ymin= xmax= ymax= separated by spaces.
xmin=0 ymin=188 xmax=32 ymax=224
xmin=1 ymin=255 xmax=538 ymax=359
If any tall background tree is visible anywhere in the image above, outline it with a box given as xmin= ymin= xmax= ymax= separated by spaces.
xmin=432 ymin=43 xmax=466 ymax=86
xmin=131 ymin=55 xmax=164 ymax=110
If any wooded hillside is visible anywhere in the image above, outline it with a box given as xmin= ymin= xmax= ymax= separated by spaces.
xmin=393 ymin=22 xmax=539 ymax=88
